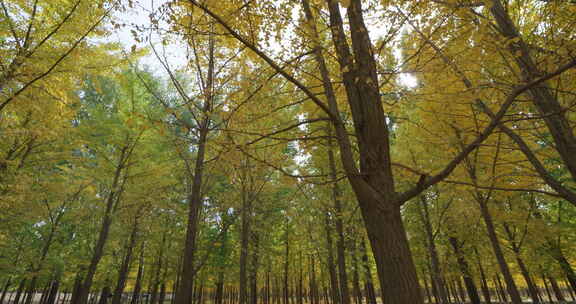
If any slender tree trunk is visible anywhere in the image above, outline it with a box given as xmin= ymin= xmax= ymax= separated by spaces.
xmin=549 ymin=276 xmax=565 ymax=302
xmin=474 ymin=249 xmax=492 ymax=304
xmin=309 ymin=257 xmax=319 ymax=304
xmin=350 ymin=241 xmax=362 ymax=304
xmin=131 ymin=244 xmax=145 ymax=304
xmin=418 ymin=197 xmax=448 ymax=304
xmin=514 ymin=253 xmax=540 ymax=303
xmin=250 ymin=233 xmax=259 ymax=304
xmin=322 ymin=215 xmax=340 ymax=304
xmin=0 ymin=277 xmax=11 ymax=304
xmin=326 ymin=134 xmax=350 ymax=304
xmin=14 ymin=278 xmax=27 ymax=304
xmin=448 ymin=236 xmax=480 ymax=304
xmin=494 ymin=275 xmax=508 ymax=304
xmin=72 ymin=146 xmax=130 ymax=304
xmin=23 ymin=276 xmax=37 ymax=304
xmin=97 ymin=286 xmax=110 ymax=304
xmin=174 ymin=28 xmax=215 ymax=304
xmin=283 ymin=227 xmax=289 ymax=304
xmin=359 ymin=240 xmax=376 ymax=304
xmin=421 ymin=273 xmax=432 ymax=304
xmin=240 ymin=177 xmax=252 ymax=304
xmin=157 ymin=283 xmax=166 ymax=304
xmin=150 ymin=233 xmax=166 ymax=304
xmin=112 ymin=218 xmax=139 ymax=304
xmin=47 ymin=280 xmax=61 ymax=304
xmin=478 ymin=198 xmax=522 ymax=304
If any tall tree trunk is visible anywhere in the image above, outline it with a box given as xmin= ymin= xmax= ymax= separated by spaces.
xmin=150 ymin=233 xmax=166 ymax=304
xmin=514 ymin=253 xmax=540 ymax=303
xmin=283 ymin=226 xmax=289 ymax=304
xmin=97 ymin=286 xmax=110 ymax=304
xmin=250 ymin=233 xmax=259 ymax=304
xmin=326 ymin=133 xmax=350 ymax=304
xmin=322 ymin=214 xmax=340 ymax=304
xmin=474 ymin=249 xmax=492 ymax=304
xmin=112 ymin=217 xmax=140 ymax=304
xmin=309 ymin=256 xmax=319 ymax=304
xmin=173 ymin=27 xmax=215 ymax=304
xmin=350 ymin=241 xmax=362 ymax=304
xmin=240 ymin=175 xmax=252 ymax=304
xmin=131 ymin=244 xmax=145 ymax=304
xmin=0 ymin=277 xmax=11 ymax=304
xmin=72 ymin=146 xmax=130 ymax=304
xmin=417 ymin=197 xmax=448 ymax=304
xmin=359 ymin=240 xmax=376 ymax=304
xmin=46 ymin=279 xmax=61 ymax=304
xmin=494 ymin=275 xmax=508 ymax=304
xmin=448 ymin=237 xmax=480 ymax=304
xmin=14 ymin=278 xmax=27 ymax=304
xmin=549 ymin=276 xmax=565 ymax=302
xmin=159 ymin=283 xmax=166 ymax=304
xmin=301 ymin=1 xmax=423 ymax=302
xmin=478 ymin=198 xmax=522 ymax=304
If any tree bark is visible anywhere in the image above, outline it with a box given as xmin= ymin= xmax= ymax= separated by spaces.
xmin=478 ymin=198 xmax=522 ymax=304
xmin=489 ymin=0 xmax=576 ymax=183
xmin=72 ymin=145 xmax=130 ymax=304
xmin=112 ymin=217 xmax=140 ymax=304
xmin=548 ymin=276 xmax=565 ymax=302
xmin=417 ymin=197 xmax=448 ymax=304
xmin=0 ymin=277 xmax=11 ymax=304
xmin=173 ymin=27 xmax=215 ymax=304
xmin=448 ymin=236 xmax=480 ymax=304
xmin=97 ymin=286 xmax=110 ymax=304
xmin=359 ymin=240 xmax=376 ymax=304
xmin=13 ymin=278 xmax=27 ymax=304
xmin=322 ymin=214 xmax=340 ymax=304
xmin=326 ymin=132 xmax=350 ymax=304
xmin=131 ymin=244 xmax=145 ymax=304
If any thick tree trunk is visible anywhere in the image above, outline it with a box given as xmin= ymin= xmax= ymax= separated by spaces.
xmin=478 ymin=198 xmax=522 ymax=304
xmin=324 ymin=1 xmax=424 ymax=301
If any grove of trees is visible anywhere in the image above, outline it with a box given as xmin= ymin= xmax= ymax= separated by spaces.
xmin=1 ymin=0 xmax=576 ymax=304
